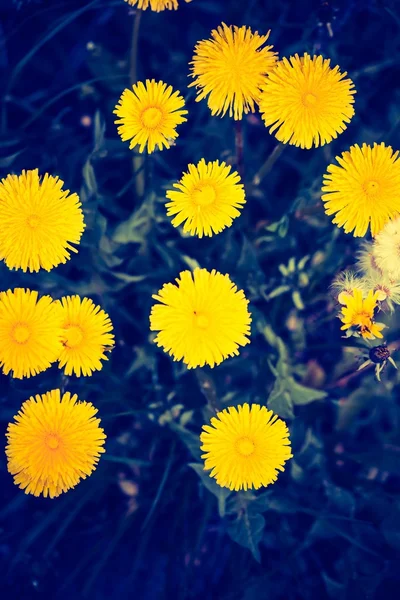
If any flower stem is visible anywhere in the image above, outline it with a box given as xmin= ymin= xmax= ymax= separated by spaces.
xmin=252 ymin=142 xmax=285 ymax=186
xmin=234 ymin=120 xmax=244 ymax=179
xmin=129 ymin=10 xmax=145 ymax=198
xmin=195 ymin=369 xmax=221 ymax=413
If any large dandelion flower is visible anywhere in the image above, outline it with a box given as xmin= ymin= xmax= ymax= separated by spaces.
xmin=150 ymin=268 xmax=251 ymax=368
xmin=200 ymin=403 xmax=292 ymax=491
xmin=114 ymin=80 xmax=188 ymax=153
xmin=259 ymin=53 xmax=355 ymax=149
xmin=124 ymin=0 xmax=191 ymax=11
xmin=165 ymin=159 xmax=245 ymax=237
xmin=189 ymin=23 xmax=277 ymax=120
xmin=0 ymin=170 xmax=85 ymax=273
xmin=373 ymin=217 xmax=400 ymax=279
xmin=0 ymin=288 xmax=63 ymax=378
xmin=6 ymin=389 xmax=106 ymax=498
xmin=340 ymin=289 xmax=384 ymax=339
xmin=322 ymin=143 xmax=400 ymax=237
xmin=55 ymin=296 xmax=114 ymax=377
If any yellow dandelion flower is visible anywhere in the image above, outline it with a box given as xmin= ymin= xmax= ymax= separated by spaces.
xmin=114 ymin=79 xmax=188 ymax=154
xmin=165 ymin=159 xmax=245 ymax=237
xmin=373 ymin=217 xmax=400 ymax=279
xmin=150 ymin=268 xmax=251 ymax=368
xmin=55 ymin=295 xmax=114 ymax=377
xmin=6 ymin=389 xmax=106 ymax=498
xmin=200 ymin=403 xmax=292 ymax=491
xmin=124 ymin=0 xmax=191 ymax=11
xmin=340 ymin=289 xmax=384 ymax=339
xmin=0 ymin=170 xmax=85 ymax=273
xmin=322 ymin=143 xmax=400 ymax=237
xmin=189 ymin=23 xmax=277 ymax=121
xmin=259 ymin=53 xmax=355 ymax=149
xmin=0 ymin=288 xmax=63 ymax=379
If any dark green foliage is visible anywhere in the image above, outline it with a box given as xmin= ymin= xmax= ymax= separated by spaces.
xmin=1 ymin=0 xmax=400 ymax=599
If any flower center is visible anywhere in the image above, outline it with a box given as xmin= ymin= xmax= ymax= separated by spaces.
xmin=302 ymin=92 xmax=317 ymax=107
xmin=26 ymin=214 xmax=40 ymax=228
xmin=45 ymin=434 xmax=60 ymax=450
xmin=64 ymin=325 xmax=84 ymax=348
xmin=194 ymin=313 xmax=209 ymax=329
xmin=12 ymin=323 xmax=30 ymax=344
xmin=364 ymin=180 xmax=379 ymax=195
xmin=236 ymin=436 xmax=255 ymax=456
xmin=141 ymin=106 xmax=163 ymax=129
xmin=192 ymin=185 xmax=216 ymax=207
xmin=353 ymin=311 xmax=372 ymax=327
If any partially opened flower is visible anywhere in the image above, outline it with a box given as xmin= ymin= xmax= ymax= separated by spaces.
xmin=322 ymin=143 xmax=400 ymax=237
xmin=124 ymin=0 xmax=191 ymax=10
xmin=55 ymin=295 xmax=114 ymax=377
xmin=0 ymin=288 xmax=63 ymax=378
xmin=200 ymin=403 xmax=292 ymax=491
xmin=0 ymin=170 xmax=85 ymax=272
xmin=372 ymin=217 xmax=400 ymax=279
xmin=150 ymin=268 xmax=251 ymax=368
xmin=259 ymin=53 xmax=355 ymax=149
xmin=6 ymin=389 xmax=106 ymax=498
xmin=165 ymin=159 xmax=245 ymax=237
xmin=114 ymin=79 xmax=188 ymax=153
xmin=340 ymin=289 xmax=384 ymax=339
xmin=189 ymin=23 xmax=277 ymax=120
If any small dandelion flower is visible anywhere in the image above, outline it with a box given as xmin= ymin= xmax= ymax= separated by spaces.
xmin=6 ymin=389 xmax=106 ymax=498
xmin=150 ymin=268 xmax=251 ymax=368
xmin=55 ymin=296 xmax=114 ymax=377
xmin=124 ymin=0 xmax=191 ymax=10
xmin=165 ymin=159 xmax=245 ymax=237
xmin=322 ymin=143 xmax=400 ymax=237
xmin=0 ymin=170 xmax=85 ymax=273
xmin=331 ymin=270 xmax=368 ymax=304
xmin=114 ymin=79 xmax=188 ymax=153
xmin=0 ymin=289 xmax=63 ymax=378
xmin=373 ymin=217 xmax=400 ymax=279
xmin=189 ymin=23 xmax=277 ymax=120
xmin=340 ymin=289 xmax=384 ymax=340
xmin=258 ymin=53 xmax=355 ymax=149
xmin=200 ymin=403 xmax=292 ymax=491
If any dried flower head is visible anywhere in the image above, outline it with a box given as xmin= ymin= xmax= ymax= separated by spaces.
xmin=372 ymin=216 xmax=400 ymax=279
xmin=331 ymin=270 xmax=368 ymax=305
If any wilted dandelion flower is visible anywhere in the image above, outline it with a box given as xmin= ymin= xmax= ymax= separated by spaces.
xmin=372 ymin=217 xmax=400 ymax=279
xmin=331 ymin=270 xmax=367 ymax=304
xmin=114 ymin=80 xmax=188 ymax=153
xmin=55 ymin=296 xmax=114 ymax=377
xmin=189 ymin=23 xmax=277 ymax=120
xmin=363 ymin=269 xmax=400 ymax=310
xmin=322 ymin=143 xmax=400 ymax=237
xmin=356 ymin=241 xmax=383 ymax=277
xmin=200 ymin=403 xmax=292 ymax=491
xmin=0 ymin=170 xmax=85 ymax=273
xmin=124 ymin=0 xmax=191 ymax=10
xmin=0 ymin=288 xmax=63 ymax=378
xmin=165 ymin=159 xmax=245 ymax=237
xmin=258 ymin=53 xmax=355 ymax=149
xmin=150 ymin=268 xmax=251 ymax=368
xmin=6 ymin=389 xmax=106 ymax=498
xmin=340 ymin=289 xmax=384 ymax=339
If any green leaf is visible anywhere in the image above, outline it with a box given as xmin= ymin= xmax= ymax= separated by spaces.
xmin=227 ymin=509 xmax=265 ymax=562
xmin=189 ymin=463 xmax=231 ymax=517
xmin=169 ymin=423 xmax=202 ymax=461
xmin=266 ymin=285 xmax=291 ymax=300
xmin=286 ymin=378 xmax=327 ymax=405
xmin=267 ymin=388 xmax=294 ymax=419
xmin=292 ymin=290 xmax=305 ymax=310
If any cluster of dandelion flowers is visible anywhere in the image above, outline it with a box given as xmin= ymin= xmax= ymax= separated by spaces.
xmin=0 ymin=288 xmax=63 ymax=378
xmin=150 ymin=268 xmax=251 ymax=368
xmin=114 ymin=80 xmax=188 ymax=154
xmin=55 ymin=295 xmax=114 ymax=377
xmin=189 ymin=23 xmax=277 ymax=121
xmin=0 ymin=170 xmax=85 ymax=273
xmin=259 ymin=54 xmax=355 ymax=149
xmin=322 ymin=143 xmax=400 ymax=237
xmin=124 ymin=0 xmax=191 ymax=11
xmin=6 ymin=389 xmax=106 ymax=498
xmin=200 ymin=403 xmax=292 ymax=491
xmin=165 ymin=159 xmax=246 ymax=237
xmin=373 ymin=217 xmax=400 ymax=279
xmin=340 ymin=289 xmax=384 ymax=340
